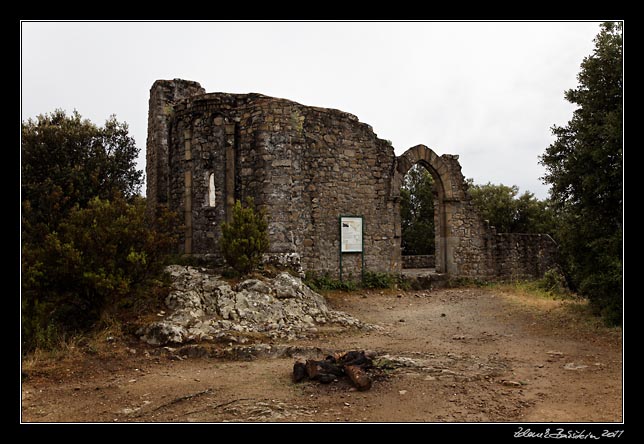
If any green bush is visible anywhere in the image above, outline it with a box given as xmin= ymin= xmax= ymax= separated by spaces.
xmin=220 ymin=197 xmax=270 ymax=275
xmin=21 ymin=196 xmax=179 ymax=351
xmin=537 ymin=268 xmax=570 ymax=297
xmin=304 ymin=272 xmax=358 ymax=292
xmin=362 ymin=271 xmax=396 ymax=289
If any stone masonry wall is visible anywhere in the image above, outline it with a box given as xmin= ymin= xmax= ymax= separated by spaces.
xmin=151 ymin=81 xmax=397 ymax=278
xmin=147 ymin=79 xmax=558 ymax=280
xmin=492 ymin=233 xmax=559 ymax=279
xmin=146 ymin=79 xmax=205 ymax=214
xmin=392 ymin=145 xmax=557 ymax=279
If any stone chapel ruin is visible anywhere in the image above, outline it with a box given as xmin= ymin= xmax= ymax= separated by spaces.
xmin=146 ymin=79 xmax=557 ymax=280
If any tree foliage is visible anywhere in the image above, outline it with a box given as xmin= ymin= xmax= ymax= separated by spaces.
xmin=467 ymin=181 xmax=556 ymax=235
xmin=400 ymin=165 xmax=435 ymax=255
xmin=22 ymin=109 xmax=143 ymax=234
xmin=21 ymin=110 xmax=176 ymax=350
xmin=539 ymin=22 xmax=623 ymax=325
xmin=220 ymin=197 xmax=270 ymax=275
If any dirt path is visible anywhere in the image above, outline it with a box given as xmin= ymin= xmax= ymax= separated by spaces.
xmin=21 ymin=287 xmax=622 ymax=423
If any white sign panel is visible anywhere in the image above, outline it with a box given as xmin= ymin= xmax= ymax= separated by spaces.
xmin=341 ymin=217 xmax=363 ymax=253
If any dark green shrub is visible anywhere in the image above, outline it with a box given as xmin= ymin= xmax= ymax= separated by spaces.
xmin=21 ymin=196 xmax=179 ymax=351
xmin=304 ymin=272 xmax=357 ymax=292
xmin=220 ymin=198 xmax=270 ymax=275
xmin=537 ymin=268 xmax=569 ymax=298
xmin=362 ymin=271 xmax=396 ymax=289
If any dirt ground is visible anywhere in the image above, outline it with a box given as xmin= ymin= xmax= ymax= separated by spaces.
xmin=21 ymin=286 xmax=623 ymax=423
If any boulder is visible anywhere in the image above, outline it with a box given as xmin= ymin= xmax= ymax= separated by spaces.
xmin=138 ymin=266 xmax=372 ymax=346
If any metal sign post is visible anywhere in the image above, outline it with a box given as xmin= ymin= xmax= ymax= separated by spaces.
xmin=339 ymin=215 xmax=364 ymax=282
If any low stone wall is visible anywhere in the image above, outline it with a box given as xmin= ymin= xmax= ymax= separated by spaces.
xmin=493 ymin=233 xmax=558 ymax=279
xmin=402 ymin=255 xmax=436 ymax=269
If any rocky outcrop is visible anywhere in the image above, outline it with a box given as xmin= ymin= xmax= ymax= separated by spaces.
xmin=138 ymin=266 xmax=371 ymax=346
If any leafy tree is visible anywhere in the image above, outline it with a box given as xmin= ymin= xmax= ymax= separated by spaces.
xmin=400 ymin=164 xmax=435 ymax=255
xmin=221 ymin=197 xmax=270 ymax=275
xmin=539 ymin=22 xmax=623 ymax=325
xmin=21 ymin=109 xmax=143 ymax=235
xmin=21 ymin=110 xmax=175 ymax=350
xmin=467 ymin=181 xmax=518 ymax=233
xmin=467 ymin=181 xmax=556 ymax=235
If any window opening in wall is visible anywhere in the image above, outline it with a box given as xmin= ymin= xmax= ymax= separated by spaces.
xmin=208 ymin=173 xmax=216 ymax=207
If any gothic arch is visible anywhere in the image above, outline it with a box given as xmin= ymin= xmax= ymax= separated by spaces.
xmin=395 ymin=145 xmax=454 ymax=274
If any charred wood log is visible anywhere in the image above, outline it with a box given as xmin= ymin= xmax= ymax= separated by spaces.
xmin=294 ymin=350 xmax=375 ymax=390
xmin=336 ymin=350 xmax=373 ymax=368
xmin=345 ymin=365 xmax=372 ymax=391
xmin=292 ymin=360 xmax=307 ymax=383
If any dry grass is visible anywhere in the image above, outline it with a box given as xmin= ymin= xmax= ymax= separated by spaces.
xmin=21 ymin=314 xmax=130 ymax=377
xmin=492 ymin=281 xmax=621 ymax=340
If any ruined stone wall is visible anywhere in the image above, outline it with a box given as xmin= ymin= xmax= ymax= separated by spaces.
xmin=440 ymin=156 xmax=495 ymax=277
xmin=146 ymin=79 xmax=205 ymax=214
xmin=147 ymin=79 xmax=558 ymax=280
xmin=392 ymin=145 xmax=557 ymax=279
xmin=492 ymin=233 xmax=558 ymax=279
xmin=150 ymin=80 xmax=397 ymax=278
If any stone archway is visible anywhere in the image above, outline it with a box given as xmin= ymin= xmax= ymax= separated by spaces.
xmin=394 ymin=145 xmax=457 ymax=274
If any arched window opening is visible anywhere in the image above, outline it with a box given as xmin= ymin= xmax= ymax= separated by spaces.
xmin=208 ymin=173 xmax=216 ymax=207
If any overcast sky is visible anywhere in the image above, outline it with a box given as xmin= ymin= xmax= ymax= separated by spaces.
xmin=21 ymin=21 xmax=602 ymax=200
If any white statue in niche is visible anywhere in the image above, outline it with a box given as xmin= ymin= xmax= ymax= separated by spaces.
xmin=208 ymin=173 xmax=216 ymax=207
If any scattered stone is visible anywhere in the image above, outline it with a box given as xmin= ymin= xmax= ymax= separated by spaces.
xmin=547 ymin=350 xmax=564 ymax=356
xmin=399 ymin=319 xmax=405 ymax=323
xmin=452 ymin=335 xmax=466 ymax=340
xmin=502 ymin=380 xmax=522 ymax=387
xmin=441 ymin=313 xmax=446 ymax=317
xmin=564 ymin=363 xmax=589 ymax=371
xmin=399 ymin=390 xmax=407 ymax=395
xmin=397 ymin=294 xmax=402 ymax=298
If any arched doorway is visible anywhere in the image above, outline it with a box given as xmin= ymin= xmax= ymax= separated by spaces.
xmin=395 ymin=145 xmax=455 ymax=274
xmin=400 ymin=163 xmax=437 ymax=268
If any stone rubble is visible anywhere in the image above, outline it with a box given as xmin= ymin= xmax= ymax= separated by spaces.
xmin=138 ymin=265 xmax=373 ymax=346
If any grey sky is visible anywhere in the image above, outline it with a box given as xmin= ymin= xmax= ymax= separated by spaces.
xmin=21 ymin=21 xmax=601 ymax=199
